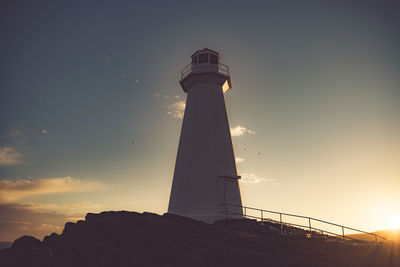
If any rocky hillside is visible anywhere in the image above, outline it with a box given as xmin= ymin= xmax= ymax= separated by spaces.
xmin=348 ymin=229 xmax=400 ymax=243
xmin=0 ymin=211 xmax=399 ymax=267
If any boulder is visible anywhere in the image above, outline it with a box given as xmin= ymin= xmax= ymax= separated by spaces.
xmin=12 ymin=236 xmax=42 ymax=249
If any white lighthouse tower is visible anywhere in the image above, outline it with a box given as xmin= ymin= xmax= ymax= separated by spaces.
xmin=168 ymin=48 xmax=243 ymax=223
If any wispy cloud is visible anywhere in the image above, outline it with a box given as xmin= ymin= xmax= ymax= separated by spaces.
xmin=230 ymin=125 xmax=256 ymax=137
xmin=9 ymin=127 xmax=27 ymax=145
xmin=0 ymin=203 xmax=86 ymax=241
xmin=0 ymin=176 xmax=106 ymax=241
xmin=241 ymin=173 xmax=266 ymax=184
xmin=104 ymin=54 xmax=112 ymax=64
xmin=0 ymin=147 xmax=23 ymax=166
xmin=23 ymin=201 xmax=102 ymax=214
xmin=0 ymin=177 xmax=104 ymax=203
xmin=10 ymin=129 xmax=23 ymax=138
xmin=241 ymin=173 xmax=277 ymax=184
xmin=235 ymin=157 xmax=245 ymax=164
xmin=167 ymin=100 xmax=186 ymax=119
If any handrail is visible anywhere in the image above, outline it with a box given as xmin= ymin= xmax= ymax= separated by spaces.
xmin=225 ymin=210 xmax=362 ymax=242
xmin=229 ymin=211 xmax=356 ymax=240
xmin=180 ymin=62 xmax=230 ymax=80
xmin=222 ymin=203 xmax=398 ymax=245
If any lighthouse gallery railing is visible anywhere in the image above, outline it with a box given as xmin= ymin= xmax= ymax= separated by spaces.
xmin=181 ymin=62 xmax=230 ymax=80
xmin=221 ymin=203 xmax=397 ymax=245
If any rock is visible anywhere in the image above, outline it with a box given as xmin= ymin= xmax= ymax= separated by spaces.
xmin=2 ymin=236 xmax=51 ymax=267
xmin=0 ymin=211 xmax=398 ymax=267
xmin=12 ymin=236 xmax=42 ymax=249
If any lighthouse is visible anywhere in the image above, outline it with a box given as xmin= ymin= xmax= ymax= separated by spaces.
xmin=168 ymin=48 xmax=243 ymax=223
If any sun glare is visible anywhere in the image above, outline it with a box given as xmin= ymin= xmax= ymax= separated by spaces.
xmin=388 ymin=215 xmax=400 ymax=230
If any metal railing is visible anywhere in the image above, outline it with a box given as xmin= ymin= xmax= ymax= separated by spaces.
xmin=222 ymin=203 xmax=397 ymax=245
xmin=180 ymin=62 xmax=230 ymax=80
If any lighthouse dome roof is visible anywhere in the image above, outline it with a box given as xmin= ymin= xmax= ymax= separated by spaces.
xmin=191 ymin=48 xmax=219 ymax=57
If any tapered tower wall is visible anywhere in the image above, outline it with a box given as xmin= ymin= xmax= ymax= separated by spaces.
xmin=168 ymin=49 xmax=243 ymax=222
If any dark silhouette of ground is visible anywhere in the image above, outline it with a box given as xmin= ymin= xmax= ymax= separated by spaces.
xmin=0 ymin=211 xmax=399 ymax=267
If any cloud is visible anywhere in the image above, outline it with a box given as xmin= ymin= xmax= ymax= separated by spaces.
xmin=230 ymin=125 xmax=256 ymax=137
xmin=0 ymin=177 xmax=106 ymax=241
xmin=104 ymin=54 xmax=112 ymax=64
xmin=10 ymin=129 xmax=23 ymax=138
xmin=235 ymin=157 xmax=245 ymax=164
xmin=0 ymin=203 xmax=84 ymax=241
xmin=0 ymin=177 xmax=104 ymax=203
xmin=153 ymin=92 xmax=160 ymax=97
xmin=9 ymin=128 xmax=27 ymax=145
xmin=167 ymin=100 xmax=186 ymax=119
xmin=0 ymin=147 xmax=23 ymax=166
xmin=0 ymin=177 xmax=105 ymax=241
xmin=241 ymin=173 xmax=266 ymax=184
xmin=24 ymin=201 xmax=102 ymax=214
xmin=240 ymin=173 xmax=276 ymax=184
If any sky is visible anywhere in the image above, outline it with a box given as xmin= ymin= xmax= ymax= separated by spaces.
xmin=0 ymin=0 xmax=399 ymax=241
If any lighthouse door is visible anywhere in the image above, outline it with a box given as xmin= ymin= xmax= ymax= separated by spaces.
xmin=224 ymin=179 xmax=238 ymax=204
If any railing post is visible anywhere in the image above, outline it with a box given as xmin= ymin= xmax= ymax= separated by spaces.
xmin=261 ymin=210 xmax=263 ymax=224
xmin=280 ymin=213 xmax=283 ymax=231
xmin=375 ymin=234 xmax=378 ymax=243
xmin=342 ymin=226 xmax=345 ymax=241
xmin=225 ymin=203 xmax=228 ymax=220
xmin=244 ymin=207 xmax=247 ymax=218
xmin=308 ymin=218 xmax=312 ymax=234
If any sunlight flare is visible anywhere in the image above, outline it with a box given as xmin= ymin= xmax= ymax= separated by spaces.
xmin=388 ymin=215 xmax=400 ymax=230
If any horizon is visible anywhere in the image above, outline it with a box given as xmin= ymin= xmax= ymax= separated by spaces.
xmin=1 ymin=0 xmax=399 ymax=242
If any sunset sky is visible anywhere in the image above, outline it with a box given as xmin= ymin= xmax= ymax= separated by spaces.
xmin=1 ymin=0 xmax=399 ymax=241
